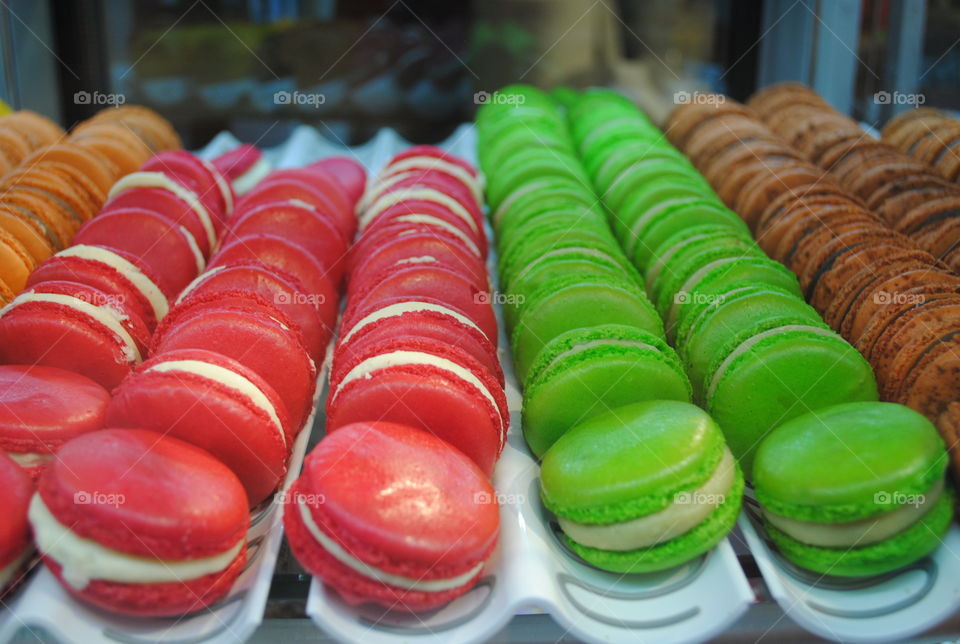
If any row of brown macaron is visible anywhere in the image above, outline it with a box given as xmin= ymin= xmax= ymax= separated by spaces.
xmin=882 ymin=107 xmax=960 ymax=185
xmin=667 ymin=90 xmax=960 ymax=477
xmin=0 ymin=106 xmax=180 ymax=298
xmin=744 ymin=83 xmax=960 ymax=274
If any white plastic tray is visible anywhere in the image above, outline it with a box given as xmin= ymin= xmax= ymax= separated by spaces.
xmin=301 ymin=126 xmax=755 ymax=644
xmin=739 ymin=495 xmax=960 ymax=643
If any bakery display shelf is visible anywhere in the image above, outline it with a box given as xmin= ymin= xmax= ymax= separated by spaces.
xmin=3 ymin=123 xmax=960 ymax=644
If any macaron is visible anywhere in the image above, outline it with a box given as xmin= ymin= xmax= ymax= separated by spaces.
xmin=0 ymin=451 xmax=34 ymax=598
xmin=540 ymin=400 xmax=744 ymax=573
xmin=511 ymin=272 xmax=663 ymax=384
xmin=177 ymin=262 xmax=331 ymax=362
xmin=283 ymin=421 xmax=499 ymax=611
xmin=308 ymin=157 xmax=366 ymax=206
xmin=26 ymin=245 xmax=169 ymax=330
xmin=0 ymin=227 xmax=35 ymax=292
xmin=30 ymin=428 xmax=248 ymax=615
xmin=0 ymin=281 xmax=149 ymax=388
xmin=106 ymin=349 xmax=291 ymax=506
xmin=753 ymin=402 xmax=953 ymax=577
xmin=0 ymin=205 xmax=57 ymax=264
xmin=141 ymin=151 xmax=233 ymax=222
xmin=0 ymin=365 xmax=109 ymax=480
xmin=325 ymin=336 xmax=506 ymax=476
xmin=72 ymin=207 xmax=205 ymax=297
xmin=151 ymin=292 xmax=317 ymax=427
xmin=522 ymin=325 xmax=691 ymax=457
xmin=211 ymin=144 xmax=271 ymax=195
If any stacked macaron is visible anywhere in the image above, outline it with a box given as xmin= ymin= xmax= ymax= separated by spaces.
xmin=211 ymin=143 xmax=271 ymax=195
xmin=28 ymin=429 xmax=250 ymax=616
xmin=107 ymin=157 xmax=361 ymax=507
xmin=746 ymin=83 xmax=960 ymax=272
xmin=669 ymin=90 xmax=960 ymax=474
xmin=753 ymin=402 xmax=953 ymax=577
xmin=567 ymin=89 xmax=877 ymax=472
xmin=283 ymin=421 xmax=500 ymax=612
xmin=326 ymin=147 xmax=508 ymax=475
xmin=0 ymin=106 xmax=179 ymax=297
xmin=0 ymin=148 xmax=231 ymax=388
xmin=883 ymin=108 xmax=960 ymax=184
xmin=0 ymin=451 xmax=34 ymax=598
xmin=475 ymin=86 xmax=691 ymax=458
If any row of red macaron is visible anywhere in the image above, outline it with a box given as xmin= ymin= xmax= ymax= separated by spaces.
xmin=0 ymin=144 xmax=370 ymax=615
xmin=283 ymin=148 xmax=505 ymax=612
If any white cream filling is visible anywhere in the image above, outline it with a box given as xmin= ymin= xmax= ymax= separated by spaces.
xmin=146 ymin=360 xmax=285 ymax=445
xmin=625 ymin=196 xmax=703 ymax=260
xmin=358 ymin=172 xmax=412 ymax=214
xmin=395 ymin=256 xmax=437 ymax=266
xmin=179 ymin=225 xmax=206 ymax=274
xmin=335 ymin=350 xmax=503 ymax=440
xmin=58 ymin=245 xmax=169 ymax=321
xmin=0 ymin=547 xmax=33 ymax=588
xmin=542 ymin=339 xmax=660 ymax=376
xmin=296 ymin=501 xmax=483 ymax=592
xmin=492 ymin=180 xmax=547 ymax=227
xmin=28 ymin=494 xmax=243 ymax=590
xmin=0 ymin=292 xmax=141 ymax=364
xmin=175 ymin=265 xmax=226 ymax=305
xmin=706 ymin=325 xmax=839 ymax=401
xmin=232 ymin=157 xmax=271 ymax=195
xmin=108 ymin=172 xmax=217 ymax=253
xmin=382 ymin=156 xmax=482 ymax=202
xmin=391 ymin=215 xmax=481 ymax=257
xmin=361 ymin=188 xmax=478 ymax=235
xmin=764 ymin=479 xmax=945 ymax=548
xmin=7 ymin=451 xmax=54 ymax=467
xmin=341 ymin=301 xmax=487 ymax=345
xmin=198 ymin=157 xmax=235 ymax=215
xmin=560 ymin=448 xmax=736 ymax=551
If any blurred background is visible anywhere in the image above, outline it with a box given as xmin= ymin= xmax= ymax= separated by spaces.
xmin=0 ymin=0 xmax=956 ymax=148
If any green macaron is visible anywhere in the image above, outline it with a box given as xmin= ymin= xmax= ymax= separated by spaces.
xmin=611 ymin=180 xmax=717 ymax=244
xmin=704 ymin=323 xmax=878 ymax=473
xmin=511 ymin=272 xmax=663 ymax=384
xmin=522 ymin=324 xmax=691 ymax=457
xmin=753 ymin=402 xmax=953 ymax=577
xmin=540 ymin=400 xmax=744 ymax=573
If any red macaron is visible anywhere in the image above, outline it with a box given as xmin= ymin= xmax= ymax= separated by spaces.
xmin=106 ymin=349 xmax=291 ymax=506
xmin=0 ymin=281 xmax=149 ymax=388
xmin=26 ymin=245 xmax=169 ymax=330
xmin=151 ymin=292 xmax=317 ymax=428
xmin=0 ymin=452 xmax=34 ymax=598
xmin=71 ymin=207 xmax=205 ymax=297
xmin=325 ymin=336 xmax=507 ymax=475
xmin=141 ymin=150 xmax=234 ymax=222
xmin=236 ymin=176 xmax=353 ymax=240
xmin=347 ymin=263 xmax=497 ymax=343
xmin=361 ymin=199 xmax=487 ymax=256
xmin=210 ymin=234 xmax=338 ymax=330
xmin=211 ymin=144 xmax=269 ymax=195
xmin=336 ymin=297 xmax=503 ymax=386
xmin=283 ymin=421 xmax=499 ymax=612
xmin=0 ymin=365 xmax=110 ymax=480
xmin=177 ymin=261 xmax=330 ymax=362
xmin=30 ymin=429 xmax=248 ymax=616
xmin=309 ymin=157 xmax=366 ymax=206
xmin=103 ymin=185 xmax=216 ymax=258
xmin=220 ymin=200 xmax=349 ymax=284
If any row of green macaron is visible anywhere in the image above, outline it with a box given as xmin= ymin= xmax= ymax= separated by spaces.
xmin=564 ymin=89 xmax=880 ymax=474
xmin=477 ymin=86 xmax=746 ymax=574
xmin=563 ymin=87 xmax=952 ymax=578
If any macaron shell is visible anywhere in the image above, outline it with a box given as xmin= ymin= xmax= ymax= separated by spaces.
xmin=0 ymin=206 xmax=56 ymax=263
xmin=0 ymin=452 xmax=33 ymax=571
xmin=0 ymin=228 xmax=35 ymax=291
